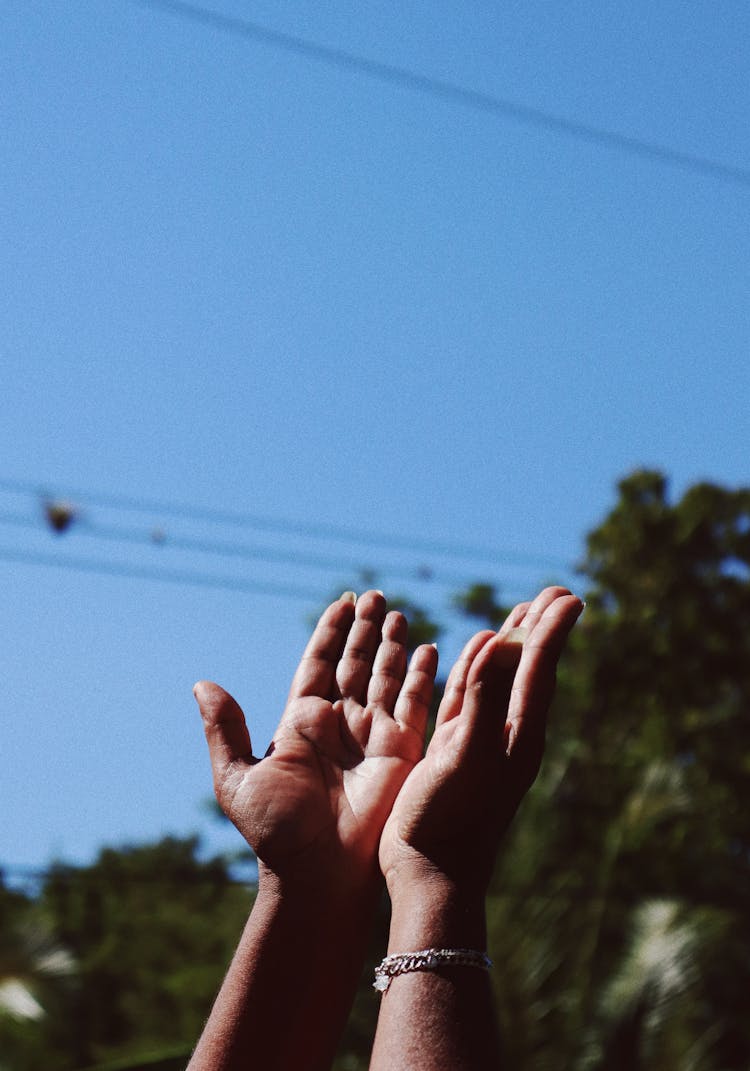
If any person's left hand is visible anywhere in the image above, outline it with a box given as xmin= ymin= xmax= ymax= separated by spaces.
xmin=194 ymin=590 xmax=438 ymax=894
xmin=379 ymin=587 xmax=583 ymax=900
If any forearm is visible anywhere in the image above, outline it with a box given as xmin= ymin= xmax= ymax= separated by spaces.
xmin=189 ymin=870 xmax=380 ymax=1071
xmin=370 ymin=881 xmax=501 ymax=1071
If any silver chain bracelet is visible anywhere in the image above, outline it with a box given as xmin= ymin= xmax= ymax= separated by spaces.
xmin=373 ymin=948 xmax=492 ymax=993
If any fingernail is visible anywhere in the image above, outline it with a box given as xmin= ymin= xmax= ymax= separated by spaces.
xmin=340 ymin=591 xmax=357 ymax=604
xmin=375 ymin=589 xmax=385 ymax=596
xmin=430 ymin=642 xmax=438 ymax=650
xmin=504 ymin=722 xmax=514 ymax=757
xmin=192 ymin=681 xmax=206 ymax=706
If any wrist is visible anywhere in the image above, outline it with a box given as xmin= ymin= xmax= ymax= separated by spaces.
xmin=387 ymin=876 xmax=487 ymax=954
xmin=258 ymin=836 xmax=382 ymax=892
xmin=384 ymin=850 xmax=488 ymax=912
xmin=256 ymin=860 xmax=382 ymax=931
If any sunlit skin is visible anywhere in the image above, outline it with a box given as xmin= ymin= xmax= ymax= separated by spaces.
xmin=195 ymin=590 xmax=438 ymax=891
xmin=189 ymin=591 xmax=439 ymax=1071
xmin=189 ymin=586 xmax=582 ymax=1071
xmin=372 ymin=587 xmax=584 ymax=1071
xmin=379 ymin=586 xmax=584 ymax=899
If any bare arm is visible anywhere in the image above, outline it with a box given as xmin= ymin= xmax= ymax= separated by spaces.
xmin=371 ymin=588 xmax=583 ymax=1071
xmin=189 ymin=590 xmax=438 ymax=1071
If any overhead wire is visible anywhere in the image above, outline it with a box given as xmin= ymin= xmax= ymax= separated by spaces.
xmin=130 ymin=0 xmax=750 ymax=189
xmin=0 ymin=508 xmax=546 ymax=592
xmin=0 ymin=543 xmax=325 ymax=602
xmin=0 ymin=477 xmax=571 ymax=571
xmin=0 ymin=527 xmax=564 ymax=608
xmin=0 ymin=492 xmax=574 ymax=605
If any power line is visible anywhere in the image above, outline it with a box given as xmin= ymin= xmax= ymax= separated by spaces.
xmin=0 ymin=489 xmax=572 ymax=603
xmin=130 ymin=0 xmax=750 ymax=189
xmin=0 ymin=477 xmax=571 ymax=571
xmin=0 ymin=537 xmax=546 ymax=606
xmin=0 ymin=508 xmax=550 ymax=591
xmin=0 ymin=544 xmax=325 ymax=602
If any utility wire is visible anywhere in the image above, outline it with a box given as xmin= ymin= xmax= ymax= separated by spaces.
xmin=0 ymin=544 xmax=324 ymax=602
xmin=131 ymin=0 xmax=750 ymax=189
xmin=0 ymin=509 xmax=556 ymax=591
xmin=0 ymin=538 xmax=542 ymax=606
xmin=0 ymin=541 xmax=542 ymax=608
xmin=0 ymin=477 xmax=571 ymax=571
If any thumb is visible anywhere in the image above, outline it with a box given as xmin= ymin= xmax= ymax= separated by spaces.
xmin=193 ymin=681 xmax=255 ymax=799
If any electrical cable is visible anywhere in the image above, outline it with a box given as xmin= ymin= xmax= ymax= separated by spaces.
xmin=130 ymin=0 xmax=750 ymax=189
xmin=0 ymin=476 xmax=571 ymax=570
xmin=0 ymin=538 xmax=547 ymax=606
xmin=0 ymin=544 xmax=325 ymax=602
xmin=0 ymin=508 xmax=553 ymax=592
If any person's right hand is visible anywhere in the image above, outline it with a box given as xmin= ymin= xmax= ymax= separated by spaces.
xmin=379 ymin=587 xmax=583 ymax=899
xmin=194 ymin=590 xmax=438 ymax=896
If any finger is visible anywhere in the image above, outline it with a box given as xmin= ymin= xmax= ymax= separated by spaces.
xmin=366 ymin=610 xmax=409 ymax=713
xmin=435 ymin=629 xmax=496 ymax=729
xmin=515 ymin=586 xmax=574 ymax=638
xmin=336 ymin=590 xmax=388 ymax=704
xmin=497 ymin=601 xmax=531 ymax=638
xmin=193 ymin=680 xmax=255 ymax=800
xmin=436 ymin=593 xmax=535 ymax=731
xmin=458 ymin=631 xmax=526 ymax=749
xmin=287 ymin=594 xmax=357 ymax=702
xmin=393 ymin=642 xmax=439 ymax=737
xmin=505 ymin=593 xmax=584 ymax=763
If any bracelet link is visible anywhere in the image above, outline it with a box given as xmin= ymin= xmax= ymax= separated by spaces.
xmin=373 ymin=947 xmax=492 ymax=994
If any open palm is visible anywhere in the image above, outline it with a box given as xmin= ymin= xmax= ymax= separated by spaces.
xmin=195 ymin=591 xmax=438 ymax=887
xmin=379 ymin=588 xmax=584 ymax=893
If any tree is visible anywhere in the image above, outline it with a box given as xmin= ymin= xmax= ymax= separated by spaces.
xmin=38 ymin=837 xmax=253 ymax=1069
xmin=480 ymin=470 xmax=750 ymax=1071
xmin=4 ymin=469 xmax=749 ymax=1070
xmin=0 ymin=878 xmax=75 ymax=1071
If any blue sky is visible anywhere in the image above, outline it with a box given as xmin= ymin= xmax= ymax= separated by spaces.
xmin=3 ymin=0 xmax=749 ymax=878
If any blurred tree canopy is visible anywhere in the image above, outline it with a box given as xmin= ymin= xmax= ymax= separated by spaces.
xmin=0 ymin=840 xmax=252 ymax=1071
xmin=2 ymin=470 xmax=749 ymax=1070
xmin=486 ymin=470 xmax=750 ymax=1071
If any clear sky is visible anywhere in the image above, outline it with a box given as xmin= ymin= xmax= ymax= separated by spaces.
xmin=3 ymin=0 xmax=749 ymax=880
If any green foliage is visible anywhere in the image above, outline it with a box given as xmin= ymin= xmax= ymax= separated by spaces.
xmin=0 ymin=881 xmax=76 ymax=1071
xmin=3 ymin=838 xmax=252 ymax=1070
xmin=452 ymin=581 xmax=510 ymax=628
xmin=480 ymin=470 xmax=750 ymax=1071
xmin=4 ymin=469 xmax=750 ymax=1069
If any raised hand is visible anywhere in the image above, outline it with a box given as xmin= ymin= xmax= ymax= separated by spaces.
xmin=194 ymin=590 xmax=438 ymax=891
xmin=190 ymin=592 xmax=440 ymax=1071
xmin=370 ymin=588 xmax=583 ymax=1071
xmin=379 ymin=587 xmax=584 ymax=897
